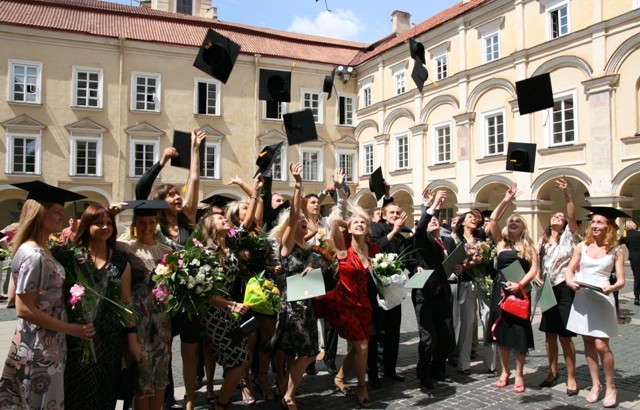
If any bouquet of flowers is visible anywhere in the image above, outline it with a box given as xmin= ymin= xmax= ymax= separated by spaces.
xmin=227 ymin=227 xmax=271 ymax=279
xmin=233 ymin=271 xmax=281 ymax=319
xmin=370 ymin=251 xmax=411 ymax=310
xmin=308 ymin=234 xmax=338 ymax=276
xmin=463 ymin=240 xmax=496 ymax=299
xmin=151 ymin=231 xmax=225 ymax=319
xmin=50 ymin=240 xmax=138 ymax=364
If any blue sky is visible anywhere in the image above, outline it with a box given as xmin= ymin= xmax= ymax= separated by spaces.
xmin=105 ymin=0 xmax=460 ymax=43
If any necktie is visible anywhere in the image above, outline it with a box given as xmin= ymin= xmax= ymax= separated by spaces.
xmin=435 ymin=237 xmax=445 ymax=259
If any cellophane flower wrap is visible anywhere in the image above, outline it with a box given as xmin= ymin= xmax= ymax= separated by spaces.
xmin=463 ymin=240 xmax=496 ymax=299
xmin=151 ymin=228 xmax=225 ymax=319
xmin=370 ymin=251 xmax=410 ymax=310
xmin=50 ymin=240 xmax=138 ymax=365
xmin=307 ymin=231 xmax=338 ymax=276
xmin=233 ymin=271 xmax=281 ymax=319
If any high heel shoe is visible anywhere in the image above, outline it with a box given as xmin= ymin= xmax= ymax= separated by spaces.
xmin=603 ymin=389 xmax=617 ymax=408
xmin=241 ymin=377 xmax=256 ymax=405
xmin=356 ymin=385 xmax=371 ymax=408
xmin=586 ymin=385 xmax=601 ymax=403
xmin=566 ymin=388 xmax=579 ymax=397
xmin=496 ymin=377 xmax=509 ymax=388
xmin=334 ymin=376 xmax=354 ymax=396
xmin=281 ymin=397 xmax=297 ymax=410
xmin=513 ymin=383 xmax=525 ymax=393
xmin=538 ymin=373 xmax=559 ymax=388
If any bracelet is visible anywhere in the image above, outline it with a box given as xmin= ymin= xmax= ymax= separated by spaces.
xmin=230 ymin=302 xmax=237 ymax=312
xmin=250 ymin=196 xmax=258 ymax=199
xmin=124 ymin=326 xmax=137 ymax=334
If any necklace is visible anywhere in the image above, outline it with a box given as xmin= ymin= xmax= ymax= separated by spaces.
xmin=87 ymin=245 xmax=111 ymax=269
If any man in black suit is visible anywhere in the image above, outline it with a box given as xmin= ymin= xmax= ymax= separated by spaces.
xmin=412 ymin=189 xmax=456 ymax=389
xmin=369 ymin=195 xmax=413 ymax=384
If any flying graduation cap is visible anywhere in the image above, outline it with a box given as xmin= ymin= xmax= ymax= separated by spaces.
xmin=409 ymin=37 xmax=428 ymax=92
xmin=323 ymin=67 xmax=336 ymax=100
xmin=259 ymin=69 xmax=292 ymax=102
xmin=368 ymin=167 xmax=386 ymax=201
xmin=170 ymin=131 xmax=206 ymax=172
xmin=506 ymin=142 xmax=536 ymax=173
xmin=254 ymin=141 xmax=284 ymax=178
xmin=193 ymin=29 xmax=241 ymax=83
xmin=283 ymin=110 xmax=318 ymax=145
xmin=515 ymin=73 xmax=554 ymax=115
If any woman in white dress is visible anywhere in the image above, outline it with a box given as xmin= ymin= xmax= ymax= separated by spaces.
xmin=565 ymin=206 xmax=627 ymax=408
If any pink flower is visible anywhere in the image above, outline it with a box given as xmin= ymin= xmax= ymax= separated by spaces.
xmin=152 ymin=283 xmax=170 ymax=304
xmin=69 ymin=284 xmax=85 ymax=305
xmin=192 ymin=238 xmax=204 ymax=249
xmin=68 ymin=295 xmax=81 ymax=305
xmin=160 ymin=253 xmax=168 ymax=266
xmin=228 ymin=229 xmax=237 ymax=238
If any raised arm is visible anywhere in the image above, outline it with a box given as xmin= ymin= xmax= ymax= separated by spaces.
xmin=281 ymin=163 xmax=303 ymax=257
xmin=182 ymin=131 xmax=207 ymax=224
xmin=135 ymin=146 xmax=178 ymax=200
xmin=241 ymin=177 xmax=264 ymax=228
xmin=490 ymin=181 xmax=518 ymax=243
xmin=557 ymin=177 xmax=578 ymax=234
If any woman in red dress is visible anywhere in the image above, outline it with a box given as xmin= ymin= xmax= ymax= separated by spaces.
xmin=316 ymin=204 xmax=377 ymax=408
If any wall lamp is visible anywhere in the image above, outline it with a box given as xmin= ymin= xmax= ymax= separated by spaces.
xmin=337 ymin=65 xmax=353 ymax=82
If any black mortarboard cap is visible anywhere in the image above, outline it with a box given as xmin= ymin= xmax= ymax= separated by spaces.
xmin=283 ymin=110 xmax=318 ymax=145
xmin=254 ymin=142 xmax=284 ymax=178
xmin=193 ymin=29 xmax=241 ymax=84
xmin=11 ymin=181 xmax=87 ymax=206
xmin=200 ymin=193 xmax=235 ymax=207
xmin=130 ymin=200 xmax=169 ymax=216
xmin=259 ymin=69 xmax=291 ymax=102
xmin=411 ymin=61 xmax=428 ymax=92
xmin=368 ymin=167 xmax=385 ymax=201
xmin=409 ymin=38 xmax=426 ymax=64
xmin=515 ymin=73 xmax=554 ymax=115
xmin=583 ymin=206 xmax=631 ymax=220
xmin=506 ymin=142 xmax=536 ymax=173
xmin=170 ymin=131 xmax=206 ymax=171
xmin=323 ymin=68 xmax=336 ymax=100
xmin=121 ymin=200 xmax=146 ymax=210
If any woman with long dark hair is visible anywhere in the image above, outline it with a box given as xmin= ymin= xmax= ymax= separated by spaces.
xmin=536 ymin=178 xmax=579 ymax=395
xmin=64 ymin=204 xmax=134 ymax=409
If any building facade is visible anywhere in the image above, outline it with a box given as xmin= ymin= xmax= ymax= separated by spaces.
xmin=1 ymin=0 xmax=640 ymax=237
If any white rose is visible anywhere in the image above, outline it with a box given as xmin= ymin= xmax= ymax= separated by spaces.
xmin=190 ymin=259 xmax=201 ymax=267
xmin=195 ymin=286 xmax=203 ymax=294
xmin=155 ymin=265 xmax=168 ymax=276
xmin=196 ymin=272 xmax=206 ymax=284
xmin=379 ymin=261 xmax=389 ymax=269
xmin=187 ymin=276 xmax=196 ymax=289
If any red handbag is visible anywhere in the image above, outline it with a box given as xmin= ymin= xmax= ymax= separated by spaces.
xmin=499 ymin=282 xmax=530 ymax=320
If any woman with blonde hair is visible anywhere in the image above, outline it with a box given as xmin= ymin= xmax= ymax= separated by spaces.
xmin=0 ymin=182 xmax=93 ymax=408
xmin=487 ymin=182 xmax=538 ymax=394
xmin=565 ymin=207 xmax=627 ymax=408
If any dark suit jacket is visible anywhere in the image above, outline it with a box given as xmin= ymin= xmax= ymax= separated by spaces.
xmin=413 ymin=209 xmax=456 ymax=296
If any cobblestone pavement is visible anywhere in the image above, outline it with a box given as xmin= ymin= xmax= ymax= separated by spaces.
xmin=1 ymin=268 xmax=638 ymax=409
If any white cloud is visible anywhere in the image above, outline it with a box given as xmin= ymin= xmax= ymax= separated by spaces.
xmin=287 ymin=8 xmax=365 ymax=41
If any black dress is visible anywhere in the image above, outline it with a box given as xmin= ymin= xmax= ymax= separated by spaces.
xmin=64 ymin=250 xmax=129 ymax=410
xmin=486 ymin=250 xmax=534 ymax=354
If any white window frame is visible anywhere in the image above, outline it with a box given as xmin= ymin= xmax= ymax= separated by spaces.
xmin=72 ymin=66 xmax=103 ymax=109
xmin=483 ymin=30 xmax=500 ymax=63
xmin=482 ymin=108 xmax=506 ymax=157
xmin=394 ymin=133 xmax=410 ymax=170
xmin=130 ymin=72 xmax=161 ymax=112
xmin=201 ymin=141 xmax=221 ymax=179
xmin=547 ymin=89 xmax=577 ymax=147
xmin=433 ymin=121 xmax=452 ymax=164
xmin=337 ymin=93 xmax=356 ymax=126
xmin=336 ymin=150 xmax=357 ymax=183
xmin=174 ymin=0 xmax=195 ymax=14
xmin=262 ymin=100 xmax=287 ymax=120
xmin=6 ymin=131 xmax=41 ymax=174
xmin=634 ymin=0 xmax=640 ymax=9
xmin=300 ymin=89 xmax=323 ymax=123
xmin=393 ymin=70 xmax=406 ymax=96
xmin=299 ymin=147 xmax=324 ymax=182
xmin=477 ymin=18 xmax=503 ymax=64
xmin=361 ymin=142 xmax=374 ymax=175
xmin=434 ymin=52 xmax=448 ymax=81
xmin=129 ymin=138 xmax=159 ymax=177
xmin=362 ymin=85 xmax=372 ymax=108
xmin=194 ymin=78 xmax=221 ymax=116
xmin=546 ymin=0 xmax=570 ymax=39
xmin=8 ymin=60 xmax=42 ymax=104
xmin=70 ymin=135 xmax=103 ymax=177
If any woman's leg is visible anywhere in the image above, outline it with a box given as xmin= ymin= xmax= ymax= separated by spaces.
xmin=559 ymin=336 xmax=577 ymax=390
xmin=284 ymin=355 xmax=315 ymax=408
xmin=498 ymin=346 xmax=510 ymax=381
xmin=353 ymin=340 xmax=370 ymax=402
xmin=543 ymin=332 xmax=559 ymax=380
xmin=583 ymin=336 xmax=601 ymax=401
xmin=218 ymin=364 xmax=248 ymax=405
xmin=181 ymin=341 xmax=198 ymax=410
xmin=241 ymin=331 xmax=257 ymax=404
xmin=595 ymin=337 xmax=616 ymax=397
xmin=256 ymin=316 xmax=276 ymax=400
xmin=514 ymin=353 xmax=525 ymax=386
xmin=150 ymin=388 xmax=166 ymax=410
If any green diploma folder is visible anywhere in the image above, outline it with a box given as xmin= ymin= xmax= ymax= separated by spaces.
xmin=286 ymin=268 xmax=326 ymax=301
xmin=405 ymin=270 xmax=434 ymax=289
xmin=501 ymin=260 xmax=532 ymax=292
xmin=442 ymin=244 xmax=467 ymax=276
xmin=535 ymin=272 xmax=557 ymax=313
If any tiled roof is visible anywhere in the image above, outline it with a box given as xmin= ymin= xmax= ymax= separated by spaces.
xmin=349 ymin=0 xmax=492 ymax=66
xmin=0 ymin=0 xmax=491 ymax=68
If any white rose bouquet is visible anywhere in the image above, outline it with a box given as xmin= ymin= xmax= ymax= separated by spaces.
xmin=370 ymin=251 xmax=412 ymax=310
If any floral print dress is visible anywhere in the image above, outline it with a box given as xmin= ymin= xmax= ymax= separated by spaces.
xmin=0 ymin=243 xmax=67 ymax=410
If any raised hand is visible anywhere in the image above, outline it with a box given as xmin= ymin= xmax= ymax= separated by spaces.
xmin=159 ymin=147 xmax=178 ymax=166
xmin=394 ymin=211 xmax=408 ymax=231
xmin=191 ymin=130 xmax=206 ymax=148
xmin=422 ymin=187 xmax=434 ymax=205
xmin=333 ymin=168 xmax=345 ymax=186
xmin=505 ymin=181 xmax=521 ymax=201
xmin=227 ymin=175 xmax=243 ymax=186
xmin=290 ymin=162 xmax=303 ymax=183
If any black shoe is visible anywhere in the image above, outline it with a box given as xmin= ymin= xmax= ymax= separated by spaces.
xmin=383 ymin=374 xmax=405 ymax=382
xmin=325 ymin=361 xmax=338 ymax=375
xmin=164 ymin=398 xmax=183 ymax=410
xmin=420 ymin=378 xmax=435 ymax=389
xmin=368 ymin=378 xmax=383 ymax=389
xmin=566 ymin=388 xmax=579 ymax=397
xmin=431 ymin=370 xmax=449 ymax=382
xmin=305 ymin=363 xmax=317 ymax=376
xmin=538 ymin=374 xmax=559 ymax=388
